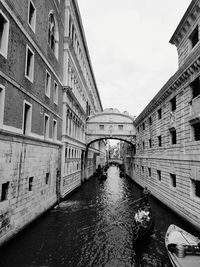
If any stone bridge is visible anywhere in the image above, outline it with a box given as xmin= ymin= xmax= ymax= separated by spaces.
xmin=86 ymin=108 xmax=136 ymax=145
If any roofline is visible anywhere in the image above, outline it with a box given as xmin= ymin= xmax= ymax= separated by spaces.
xmin=169 ymin=0 xmax=198 ymax=44
xmin=135 ymin=43 xmax=200 ymax=125
xmin=72 ymin=0 xmax=103 ymax=111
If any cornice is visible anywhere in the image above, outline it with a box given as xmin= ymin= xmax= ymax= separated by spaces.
xmin=69 ymin=0 xmax=103 ymax=111
xmin=169 ymin=0 xmax=200 ymax=46
xmin=135 ymin=44 xmax=200 ymax=125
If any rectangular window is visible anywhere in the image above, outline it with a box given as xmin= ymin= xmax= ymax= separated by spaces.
xmin=189 ymin=26 xmax=199 ymax=48
xmin=44 ymin=114 xmax=49 ymax=139
xmin=149 ymin=116 xmax=152 ymax=125
xmin=191 ymin=77 xmax=200 ymax=99
xmin=149 ymin=139 xmax=152 ymax=148
xmin=148 ymin=168 xmax=151 ymax=177
xmin=23 ymin=102 xmax=32 ymax=135
xmin=25 ymin=45 xmax=34 ymax=82
xmin=53 ymin=81 xmax=58 ymax=104
xmin=45 ymin=70 xmax=51 ymax=97
xmin=118 ymin=125 xmax=123 ymax=130
xmin=52 ymin=119 xmax=57 ymax=141
xmin=1 ymin=182 xmax=9 ymax=201
xmin=170 ymin=96 xmax=176 ymax=111
xmin=158 ymin=135 xmax=162 ymax=147
xmin=143 ymin=141 xmax=145 ymax=150
xmin=28 ymin=177 xmax=33 ymax=191
xmin=99 ymin=125 xmax=104 ymax=130
xmin=158 ymin=108 xmax=162 ymax=120
xmin=28 ymin=0 xmax=36 ymax=32
xmin=0 ymin=85 xmax=5 ymax=128
xmin=142 ymin=122 xmax=145 ymax=130
xmin=193 ymin=122 xmax=200 ymax=141
xmin=170 ymin=173 xmax=176 ymax=188
xmin=141 ymin=166 xmax=144 ymax=174
xmin=157 ymin=170 xmax=161 ymax=181
xmin=45 ymin=172 xmax=50 ymax=185
xmin=170 ymin=129 xmax=177 ymax=144
xmin=191 ymin=180 xmax=200 ymax=198
xmin=0 ymin=10 xmax=9 ymax=58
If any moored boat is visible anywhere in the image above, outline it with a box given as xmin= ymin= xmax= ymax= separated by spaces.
xmin=165 ymin=224 xmax=200 ymax=267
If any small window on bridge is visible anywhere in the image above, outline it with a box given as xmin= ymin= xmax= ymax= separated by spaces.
xmin=99 ymin=125 xmax=104 ymax=130
xmin=118 ymin=125 xmax=123 ymax=130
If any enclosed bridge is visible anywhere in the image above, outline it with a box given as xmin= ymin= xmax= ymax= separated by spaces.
xmin=86 ymin=108 xmax=136 ymax=145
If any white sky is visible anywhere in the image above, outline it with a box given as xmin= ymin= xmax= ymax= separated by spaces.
xmin=78 ymin=0 xmax=192 ymax=117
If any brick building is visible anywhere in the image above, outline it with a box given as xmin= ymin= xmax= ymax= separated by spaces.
xmin=129 ymin=0 xmax=200 ymax=230
xmin=0 ymin=0 xmax=105 ymax=245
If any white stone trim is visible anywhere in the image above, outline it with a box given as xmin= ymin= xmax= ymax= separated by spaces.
xmin=44 ymin=113 xmax=50 ymax=140
xmin=25 ymin=44 xmax=35 ymax=83
xmin=45 ymin=70 xmax=51 ymax=98
xmin=0 ymin=9 xmax=9 ymax=59
xmin=28 ymin=0 xmax=36 ymax=33
xmin=23 ymin=100 xmax=32 ymax=135
xmin=53 ymin=80 xmax=58 ymax=104
xmin=52 ymin=119 xmax=57 ymax=141
xmin=2 ymin=125 xmax=23 ymax=135
xmin=0 ymin=84 xmax=5 ymax=129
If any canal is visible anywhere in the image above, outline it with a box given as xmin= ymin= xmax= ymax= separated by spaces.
xmin=0 ymin=166 xmax=199 ymax=267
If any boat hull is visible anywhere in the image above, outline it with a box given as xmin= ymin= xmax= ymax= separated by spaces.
xmin=165 ymin=224 xmax=200 ymax=267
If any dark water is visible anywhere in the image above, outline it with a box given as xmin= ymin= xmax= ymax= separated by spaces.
xmin=0 ymin=166 xmax=199 ymax=267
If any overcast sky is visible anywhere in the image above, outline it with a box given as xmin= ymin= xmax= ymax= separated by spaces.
xmin=78 ymin=0 xmax=192 ymax=117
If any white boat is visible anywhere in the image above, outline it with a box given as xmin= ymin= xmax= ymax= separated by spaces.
xmin=165 ymin=224 xmax=200 ymax=267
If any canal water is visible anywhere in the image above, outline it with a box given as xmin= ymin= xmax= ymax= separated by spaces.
xmin=0 ymin=166 xmax=199 ymax=267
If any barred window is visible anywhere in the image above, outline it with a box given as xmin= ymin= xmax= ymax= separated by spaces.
xmin=170 ymin=173 xmax=176 ymax=188
xmin=191 ymin=77 xmax=200 ymax=99
xmin=157 ymin=170 xmax=161 ymax=181
xmin=193 ymin=122 xmax=200 ymax=141
xmin=170 ymin=96 xmax=176 ymax=111
xmin=189 ymin=26 xmax=199 ymax=48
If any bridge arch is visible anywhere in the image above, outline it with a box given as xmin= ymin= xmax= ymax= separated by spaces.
xmin=86 ymin=108 xmax=136 ymax=145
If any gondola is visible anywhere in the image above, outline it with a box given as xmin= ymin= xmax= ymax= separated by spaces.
xmin=165 ymin=224 xmax=200 ymax=267
xmin=133 ymin=203 xmax=154 ymax=240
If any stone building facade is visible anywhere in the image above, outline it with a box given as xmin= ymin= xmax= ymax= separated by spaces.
xmin=129 ymin=0 xmax=200 ymax=230
xmin=0 ymin=0 xmax=105 ymax=246
xmin=61 ymin=0 xmax=105 ymax=197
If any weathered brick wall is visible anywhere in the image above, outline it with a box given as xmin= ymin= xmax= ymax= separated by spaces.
xmin=0 ymin=133 xmax=61 ymax=246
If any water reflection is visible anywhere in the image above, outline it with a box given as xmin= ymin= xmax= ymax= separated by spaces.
xmin=1 ymin=165 xmax=198 ymax=267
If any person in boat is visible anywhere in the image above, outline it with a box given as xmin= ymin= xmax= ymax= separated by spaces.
xmin=140 ymin=186 xmax=151 ymax=205
xmin=134 ymin=207 xmax=150 ymax=226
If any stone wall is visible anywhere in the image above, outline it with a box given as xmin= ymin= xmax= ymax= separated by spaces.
xmin=0 ymin=132 xmax=60 ymax=246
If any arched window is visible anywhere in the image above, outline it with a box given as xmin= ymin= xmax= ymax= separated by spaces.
xmin=48 ymin=12 xmax=59 ymax=58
